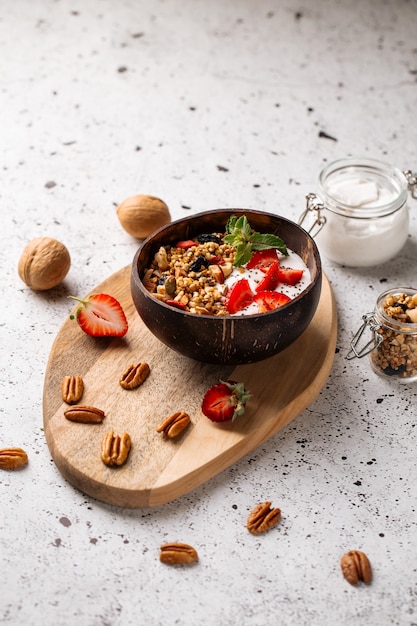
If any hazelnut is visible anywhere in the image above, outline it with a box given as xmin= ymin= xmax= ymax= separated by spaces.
xmin=18 ymin=237 xmax=71 ymax=290
xmin=116 ymin=194 xmax=171 ymax=238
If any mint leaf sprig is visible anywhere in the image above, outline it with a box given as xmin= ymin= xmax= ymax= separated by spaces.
xmin=223 ymin=215 xmax=288 ymax=267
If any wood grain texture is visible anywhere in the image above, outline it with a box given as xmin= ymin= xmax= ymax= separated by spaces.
xmin=43 ymin=266 xmax=337 ymax=508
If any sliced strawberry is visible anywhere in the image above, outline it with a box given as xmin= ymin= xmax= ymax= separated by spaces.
xmin=165 ymin=298 xmax=187 ymax=310
xmin=254 ymin=291 xmax=291 ymax=313
xmin=69 ymin=293 xmax=128 ymax=337
xmin=201 ymin=380 xmax=251 ymax=423
xmin=225 ymin=279 xmax=254 ymax=314
xmin=208 ymin=256 xmax=225 ymax=265
xmin=246 ymin=248 xmax=279 ymax=272
xmin=277 ymin=267 xmax=304 ymax=286
xmin=175 ymin=240 xmax=196 ymax=249
xmin=254 ymin=261 xmax=280 ymax=293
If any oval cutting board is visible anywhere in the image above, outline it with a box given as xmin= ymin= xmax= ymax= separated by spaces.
xmin=43 ymin=267 xmax=337 ymax=508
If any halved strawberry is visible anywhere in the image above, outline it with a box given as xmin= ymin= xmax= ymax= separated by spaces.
xmin=254 ymin=291 xmax=291 ymax=313
xmin=69 ymin=293 xmax=128 ymax=337
xmin=175 ymin=240 xmax=196 ymax=249
xmin=225 ymin=279 xmax=254 ymax=314
xmin=277 ymin=267 xmax=304 ymax=286
xmin=254 ymin=261 xmax=280 ymax=293
xmin=201 ymin=380 xmax=251 ymax=423
xmin=246 ymin=248 xmax=279 ymax=272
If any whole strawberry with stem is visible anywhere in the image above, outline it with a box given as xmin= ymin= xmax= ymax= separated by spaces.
xmin=201 ymin=380 xmax=251 ymax=423
xmin=69 ymin=293 xmax=128 ymax=337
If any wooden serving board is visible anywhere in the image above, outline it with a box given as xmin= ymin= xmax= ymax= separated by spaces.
xmin=43 ymin=267 xmax=337 ymax=508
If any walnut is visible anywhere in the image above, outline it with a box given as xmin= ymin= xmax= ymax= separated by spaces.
xmin=116 ymin=194 xmax=171 ymax=238
xmin=341 ymin=550 xmax=372 ymax=585
xmin=18 ymin=237 xmax=71 ymax=290
xmin=246 ymin=501 xmax=281 ymax=534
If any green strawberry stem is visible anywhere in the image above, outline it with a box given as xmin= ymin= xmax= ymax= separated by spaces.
xmin=68 ymin=294 xmax=89 ymax=319
xmin=222 ymin=380 xmax=251 ymax=421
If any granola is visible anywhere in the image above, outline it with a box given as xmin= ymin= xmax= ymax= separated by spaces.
xmin=371 ymin=291 xmax=417 ymax=379
xmin=143 ymin=237 xmax=235 ymax=316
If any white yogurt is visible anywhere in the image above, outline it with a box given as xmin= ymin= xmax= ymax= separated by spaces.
xmin=328 ymin=176 xmax=396 ymax=208
xmin=222 ymin=248 xmax=311 ymax=316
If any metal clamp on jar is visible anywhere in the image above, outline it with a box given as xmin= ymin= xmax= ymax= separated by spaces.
xmin=299 ymin=158 xmax=417 ymax=267
xmin=347 ymin=287 xmax=417 ymax=383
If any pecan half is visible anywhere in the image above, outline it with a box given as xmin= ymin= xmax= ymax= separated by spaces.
xmin=159 ymin=543 xmax=198 ymax=565
xmin=156 ymin=411 xmax=191 ymax=439
xmin=246 ymin=501 xmax=281 ymax=534
xmin=0 ymin=447 xmax=28 ymax=470
xmin=61 ymin=375 xmax=84 ymax=404
xmin=64 ymin=405 xmax=105 ymax=424
xmin=101 ymin=430 xmax=131 ymax=467
xmin=341 ymin=550 xmax=372 ymax=585
xmin=119 ymin=363 xmax=150 ymax=390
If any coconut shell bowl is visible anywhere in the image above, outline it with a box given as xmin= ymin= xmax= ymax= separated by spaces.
xmin=130 ymin=209 xmax=322 ymax=365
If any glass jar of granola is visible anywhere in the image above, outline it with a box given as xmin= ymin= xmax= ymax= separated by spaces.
xmin=347 ymin=288 xmax=417 ymax=383
xmin=299 ymin=158 xmax=417 ymax=267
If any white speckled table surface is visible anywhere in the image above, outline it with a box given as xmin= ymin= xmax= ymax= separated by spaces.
xmin=1 ymin=0 xmax=417 ymax=624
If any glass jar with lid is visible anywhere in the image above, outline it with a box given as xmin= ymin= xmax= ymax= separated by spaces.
xmin=347 ymin=287 xmax=417 ymax=383
xmin=299 ymin=157 xmax=416 ymax=267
